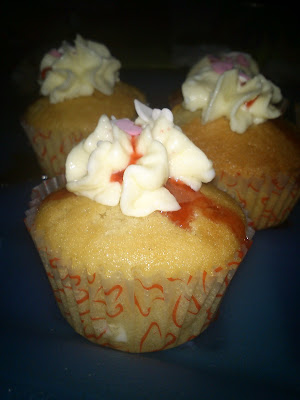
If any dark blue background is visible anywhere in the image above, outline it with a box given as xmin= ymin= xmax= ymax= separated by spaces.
xmin=1 ymin=2 xmax=300 ymax=398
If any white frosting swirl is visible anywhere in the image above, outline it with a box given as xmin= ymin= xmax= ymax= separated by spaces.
xmin=66 ymin=100 xmax=215 ymax=217
xmin=182 ymin=52 xmax=282 ymax=133
xmin=39 ymin=35 xmax=121 ymax=103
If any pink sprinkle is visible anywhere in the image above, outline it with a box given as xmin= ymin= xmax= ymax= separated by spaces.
xmin=48 ymin=49 xmax=62 ymax=58
xmin=212 ymin=61 xmax=234 ymax=74
xmin=114 ymin=119 xmax=142 ymax=136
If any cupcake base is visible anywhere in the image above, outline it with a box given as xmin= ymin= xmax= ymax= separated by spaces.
xmin=25 ymin=176 xmax=254 ymax=353
xmin=27 ymin=245 xmax=244 ymax=353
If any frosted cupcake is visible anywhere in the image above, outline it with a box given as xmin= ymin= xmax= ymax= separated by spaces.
xmin=25 ymin=100 xmax=254 ymax=353
xmin=21 ymin=34 xmax=146 ymax=178
xmin=172 ymin=52 xmax=300 ymax=230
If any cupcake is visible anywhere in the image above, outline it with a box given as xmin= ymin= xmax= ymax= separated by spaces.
xmin=25 ymin=100 xmax=254 ymax=353
xmin=21 ymin=34 xmax=146 ymax=178
xmin=172 ymin=52 xmax=300 ymax=230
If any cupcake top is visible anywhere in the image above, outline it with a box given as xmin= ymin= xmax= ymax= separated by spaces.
xmin=34 ymin=181 xmax=249 ymax=279
xmin=39 ymin=34 xmax=121 ymax=103
xmin=66 ymin=100 xmax=215 ymax=217
xmin=32 ymin=101 xmax=252 ymax=279
xmin=181 ymin=52 xmax=282 ymax=133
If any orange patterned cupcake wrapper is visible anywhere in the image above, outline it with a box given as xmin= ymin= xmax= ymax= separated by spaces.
xmin=21 ymin=121 xmax=85 ymax=177
xmin=214 ymin=171 xmax=300 ymax=230
xmin=26 ymin=246 xmax=245 ymax=353
xmin=25 ymin=177 xmax=253 ymax=353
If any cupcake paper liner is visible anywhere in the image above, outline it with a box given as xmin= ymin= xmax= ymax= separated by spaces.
xmin=21 ymin=121 xmax=85 ymax=177
xmin=25 ymin=177 xmax=254 ymax=353
xmin=214 ymin=170 xmax=300 ymax=230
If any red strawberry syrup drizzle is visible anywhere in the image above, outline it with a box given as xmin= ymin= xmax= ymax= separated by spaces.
xmin=245 ymin=96 xmax=258 ymax=108
xmin=110 ymin=136 xmax=143 ymax=184
xmin=164 ymin=179 xmax=249 ymax=247
xmin=40 ymin=67 xmax=52 ymax=80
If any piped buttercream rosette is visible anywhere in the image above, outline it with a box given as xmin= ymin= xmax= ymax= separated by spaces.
xmin=66 ymin=100 xmax=215 ymax=217
xmin=40 ymin=34 xmax=121 ymax=103
xmin=182 ymin=52 xmax=282 ymax=133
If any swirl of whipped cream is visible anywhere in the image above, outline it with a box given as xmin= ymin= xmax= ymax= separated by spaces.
xmin=182 ymin=52 xmax=282 ymax=133
xmin=39 ymin=34 xmax=121 ymax=103
xmin=66 ymin=100 xmax=215 ymax=217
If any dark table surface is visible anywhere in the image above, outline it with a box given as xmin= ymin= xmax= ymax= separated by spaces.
xmin=1 ymin=2 xmax=300 ymax=399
